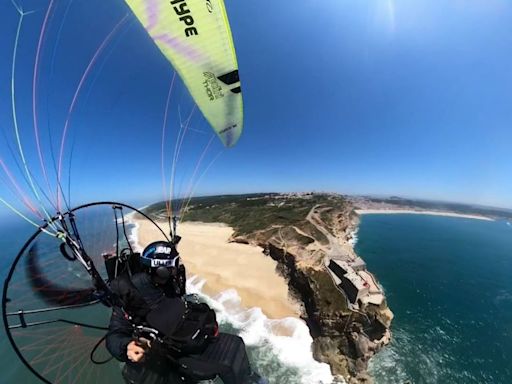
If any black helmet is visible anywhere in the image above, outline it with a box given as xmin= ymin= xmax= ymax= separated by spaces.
xmin=141 ymin=241 xmax=180 ymax=285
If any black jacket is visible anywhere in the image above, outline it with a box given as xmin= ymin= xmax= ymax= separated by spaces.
xmin=106 ymin=273 xmax=165 ymax=360
xmin=106 ymin=273 xmax=185 ymax=384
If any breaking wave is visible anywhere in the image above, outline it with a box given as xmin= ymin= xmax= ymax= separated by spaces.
xmin=187 ymin=276 xmax=337 ymax=384
xmin=348 ymin=228 xmax=359 ymax=246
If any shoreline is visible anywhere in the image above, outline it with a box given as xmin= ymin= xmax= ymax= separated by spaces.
xmin=355 ymin=209 xmax=494 ymax=221
xmin=129 ymin=217 xmax=301 ymax=320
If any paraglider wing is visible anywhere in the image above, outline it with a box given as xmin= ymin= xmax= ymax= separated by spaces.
xmin=124 ymin=0 xmax=244 ymax=147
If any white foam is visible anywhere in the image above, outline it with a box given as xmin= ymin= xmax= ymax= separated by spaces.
xmin=187 ymin=277 xmax=337 ymax=384
xmin=129 ymin=221 xmax=142 ymax=252
xmin=121 ymin=211 xmax=143 ymax=252
xmin=348 ymin=228 xmax=358 ymax=246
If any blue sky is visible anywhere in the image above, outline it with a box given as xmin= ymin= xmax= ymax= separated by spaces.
xmin=1 ymin=0 xmax=511 ymax=223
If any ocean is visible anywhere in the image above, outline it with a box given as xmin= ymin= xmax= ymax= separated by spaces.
xmin=355 ymin=214 xmax=512 ymax=384
xmin=0 ymin=212 xmax=333 ymax=384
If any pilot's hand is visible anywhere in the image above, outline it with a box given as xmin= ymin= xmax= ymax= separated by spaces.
xmin=127 ymin=341 xmax=146 ymax=363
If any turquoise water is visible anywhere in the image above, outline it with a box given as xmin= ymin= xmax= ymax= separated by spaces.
xmin=355 ymin=214 xmax=512 ymax=384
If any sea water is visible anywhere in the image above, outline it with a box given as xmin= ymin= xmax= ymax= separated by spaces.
xmin=0 ymin=216 xmax=334 ymax=384
xmin=355 ymin=214 xmax=512 ymax=384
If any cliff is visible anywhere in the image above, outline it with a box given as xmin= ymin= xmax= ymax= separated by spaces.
xmin=144 ymin=193 xmax=393 ymax=383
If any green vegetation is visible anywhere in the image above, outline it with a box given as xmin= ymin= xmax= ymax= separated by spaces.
xmin=143 ymin=193 xmax=347 ymax=240
xmin=278 ymin=226 xmax=315 ymax=247
xmin=185 ymin=196 xmax=310 ymax=235
xmin=309 ymin=269 xmax=351 ymax=315
xmin=301 ymin=222 xmax=329 ymax=246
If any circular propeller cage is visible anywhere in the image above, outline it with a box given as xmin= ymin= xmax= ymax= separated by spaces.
xmin=2 ymin=202 xmax=168 ymax=384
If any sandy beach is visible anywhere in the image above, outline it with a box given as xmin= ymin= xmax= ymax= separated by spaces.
xmin=131 ymin=217 xmax=301 ymax=319
xmin=355 ymin=209 xmax=494 ymax=221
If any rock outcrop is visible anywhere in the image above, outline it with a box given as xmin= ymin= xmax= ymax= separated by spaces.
xmin=229 ymin=194 xmax=393 ymax=383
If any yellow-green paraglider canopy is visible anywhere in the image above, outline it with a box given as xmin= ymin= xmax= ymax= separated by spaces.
xmin=124 ymin=0 xmax=243 ymax=147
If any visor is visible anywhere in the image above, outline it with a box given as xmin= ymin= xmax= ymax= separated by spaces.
xmin=140 ymin=255 xmax=180 ymax=268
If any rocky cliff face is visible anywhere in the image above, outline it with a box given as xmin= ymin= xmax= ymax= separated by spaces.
xmin=262 ymin=243 xmax=391 ymax=383
xmin=229 ymin=195 xmax=393 ymax=383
